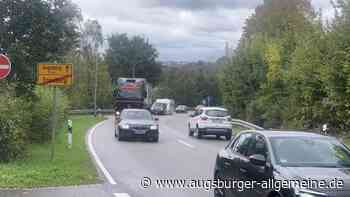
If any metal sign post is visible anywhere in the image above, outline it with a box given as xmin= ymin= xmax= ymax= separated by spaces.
xmin=51 ymin=86 xmax=58 ymax=161
xmin=37 ymin=63 xmax=73 ymax=161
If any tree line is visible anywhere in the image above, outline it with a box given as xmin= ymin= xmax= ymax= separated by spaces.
xmin=155 ymin=61 xmax=223 ymax=107
xmin=220 ymin=0 xmax=350 ymax=132
xmin=0 ymin=0 xmax=161 ymax=162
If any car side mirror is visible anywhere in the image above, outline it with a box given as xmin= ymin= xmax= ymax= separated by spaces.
xmin=249 ymin=154 xmax=266 ymax=166
xmin=154 ymin=117 xmax=159 ymax=121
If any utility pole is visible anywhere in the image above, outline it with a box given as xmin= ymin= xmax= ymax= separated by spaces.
xmin=94 ymin=46 xmax=98 ymax=117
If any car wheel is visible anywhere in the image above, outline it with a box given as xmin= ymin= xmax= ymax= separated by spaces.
xmin=214 ymin=187 xmax=225 ymax=197
xmin=153 ymin=135 xmax=159 ymax=142
xmin=270 ymin=192 xmax=282 ymax=197
xmin=148 ymin=134 xmax=159 ymax=142
xmin=118 ymin=134 xmax=124 ymax=141
xmin=214 ymin=172 xmax=225 ymax=197
xmin=196 ymin=127 xmax=202 ymax=139
xmin=225 ymin=134 xmax=232 ymax=141
xmin=188 ymin=124 xmax=194 ymax=136
xmin=114 ymin=128 xmax=118 ymax=138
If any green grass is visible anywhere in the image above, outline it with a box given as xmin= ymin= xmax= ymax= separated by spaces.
xmin=0 ymin=115 xmax=105 ymax=188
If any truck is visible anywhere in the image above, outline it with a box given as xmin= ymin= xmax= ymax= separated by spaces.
xmin=151 ymin=99 xmax=175 ymax=115
xmin=113 ymin=78 xmax=152 ymax=112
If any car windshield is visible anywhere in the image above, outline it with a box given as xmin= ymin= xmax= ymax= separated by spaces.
xmin=205 ymin=110 xmax=229 ymax=117
xmin=121 ymin=111 xmax=153 ymax=120
xmin=271 ymin=137 xmax=350 ymax=168
xmin=116 ymin=82 xmax=144 ymax=99
xmin=154 ymin=103 xmax=166 ymax=109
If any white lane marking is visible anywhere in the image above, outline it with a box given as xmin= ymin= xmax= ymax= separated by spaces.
xmin=88 ymin=121 xmax=117 ymax=185
xmin=177 ymin=139 xmax=195 ymax=149
xmin=113 ymin=193 xmax=130 ymax=197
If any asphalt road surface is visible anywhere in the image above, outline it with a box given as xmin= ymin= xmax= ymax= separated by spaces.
xmin=91 ymin=113 xmax=232 ymax=197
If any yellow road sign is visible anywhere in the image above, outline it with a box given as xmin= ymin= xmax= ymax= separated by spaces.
xmin=37 ymin=63 xmax=73 ymax=86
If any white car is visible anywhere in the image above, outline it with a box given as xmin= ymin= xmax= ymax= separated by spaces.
xmin=188 ymin=107 xmax=232 ymax=140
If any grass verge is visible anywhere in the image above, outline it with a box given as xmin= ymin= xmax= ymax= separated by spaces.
xmin=0 ymin=115 xmax=105 ymax=188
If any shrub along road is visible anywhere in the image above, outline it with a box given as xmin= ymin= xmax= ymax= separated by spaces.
xmin=0 ymin=115 xmax=104 ymax=188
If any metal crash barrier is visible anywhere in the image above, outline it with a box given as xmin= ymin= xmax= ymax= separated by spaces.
xmin=231 ymin=119 xmax=264 ymax=130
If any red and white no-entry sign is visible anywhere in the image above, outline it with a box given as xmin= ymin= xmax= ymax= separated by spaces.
xmin=0 ymin=54 xmax=11 ymax=79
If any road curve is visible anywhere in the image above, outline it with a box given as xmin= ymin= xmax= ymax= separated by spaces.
xmin=91 ymin=113 xmax=231 ymax=197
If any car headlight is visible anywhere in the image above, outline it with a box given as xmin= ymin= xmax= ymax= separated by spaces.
xmin=150 ymin=125 xmax=158 ymax=130
xmin=119 ymin=124 xmax=130 ymax=129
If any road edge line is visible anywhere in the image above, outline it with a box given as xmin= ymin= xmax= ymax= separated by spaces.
xmin=87 ymin=120 xmax=117 ymax=185
xmin=113 ymin=193 xmax=131 ymax=197
xmin=177 ymin=139 xmax=195 ymax=149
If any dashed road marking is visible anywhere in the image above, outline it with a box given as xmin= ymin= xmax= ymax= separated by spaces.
xmin=88 ymin=121 xmax=117 ymax=185
xmin=177 ymin=139 xmax=195 ymax=149
xmin=113 ymin=193 xmax=131 ymax=197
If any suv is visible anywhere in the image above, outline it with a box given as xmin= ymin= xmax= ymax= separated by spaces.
xmin=188 ymin=107 xmax=232 ymax=140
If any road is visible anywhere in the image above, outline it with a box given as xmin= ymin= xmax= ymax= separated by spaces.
xmin=91 ymin=113 xmax=232 ymax=197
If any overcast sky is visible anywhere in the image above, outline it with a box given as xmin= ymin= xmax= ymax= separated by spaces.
xmin=71 ymin=0 xmax=334 ymax=62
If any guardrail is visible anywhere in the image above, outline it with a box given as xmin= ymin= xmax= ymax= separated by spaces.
xmin=231 ymin=119 xmax=264 ymax=130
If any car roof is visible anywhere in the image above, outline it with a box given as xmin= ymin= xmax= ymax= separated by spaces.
xmin=201 ymin=107 xmax=228 ymax=111
xmin=240 ymin=130 xmax=333 ymax=139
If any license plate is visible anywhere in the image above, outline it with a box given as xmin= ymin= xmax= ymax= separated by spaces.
xmin=213 ymin=119 xmax=223 ymax=123
xmin=134 ymin=130 xmax=146 ymax=135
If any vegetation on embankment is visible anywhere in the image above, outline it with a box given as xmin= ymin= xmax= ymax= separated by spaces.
xmin=0 ymin=115 xmax=104 ymax=188
xmin=220 ymin=0 xmax=350 ymax=133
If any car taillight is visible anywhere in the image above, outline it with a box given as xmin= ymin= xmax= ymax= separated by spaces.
xmin=201 ymin=116 xmax=208 ymax=121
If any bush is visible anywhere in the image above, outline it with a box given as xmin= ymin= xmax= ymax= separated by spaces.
xmin=0 ymin=88 xmax=30 ymax=162
xmin=28 ymin=87 xmax=69 ymax=143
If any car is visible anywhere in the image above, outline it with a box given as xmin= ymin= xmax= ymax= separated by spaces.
xmin=214 ymin=130 xmax=350 ymax=197
xmin=188 ymin=107 xmax=232 ymax=140
xmin=175 ymin=105 xmax=187 ymax=113
xmin=195 ymin=105 xmax=205 ymax=111
xmin=151 ymin=102 xmax=167 ymax=115
xmin=115 ymin=109 xmax=159 ymax=142
xmin=151 ymin=99 xmax=175 ymax=115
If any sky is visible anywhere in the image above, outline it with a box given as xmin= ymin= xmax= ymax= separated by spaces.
xmin=71 ymin=0 xmax=334 ymax=62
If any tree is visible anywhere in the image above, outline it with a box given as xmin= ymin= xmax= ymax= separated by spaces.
xmin=105 ymin=34 xmax=162 ymax=84
xmin=65 ymin=20 xmax=113 ymax=109
xmin=0 ymin=0 xmax=82 ymax=96
xmin=155 ymin=64 xmax=222 ymax=107
xmin=219 ymin=0 xmax=318 ymax=128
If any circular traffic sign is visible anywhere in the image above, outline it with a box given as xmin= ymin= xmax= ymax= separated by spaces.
xmin=0 ymin=54 xmax=11 ymax=79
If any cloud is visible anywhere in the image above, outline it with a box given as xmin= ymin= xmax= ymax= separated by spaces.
xmin=144 ymin=0 xmax=262 ymax=10
xmin=72 ymin=0 xmax=333 ymax=62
